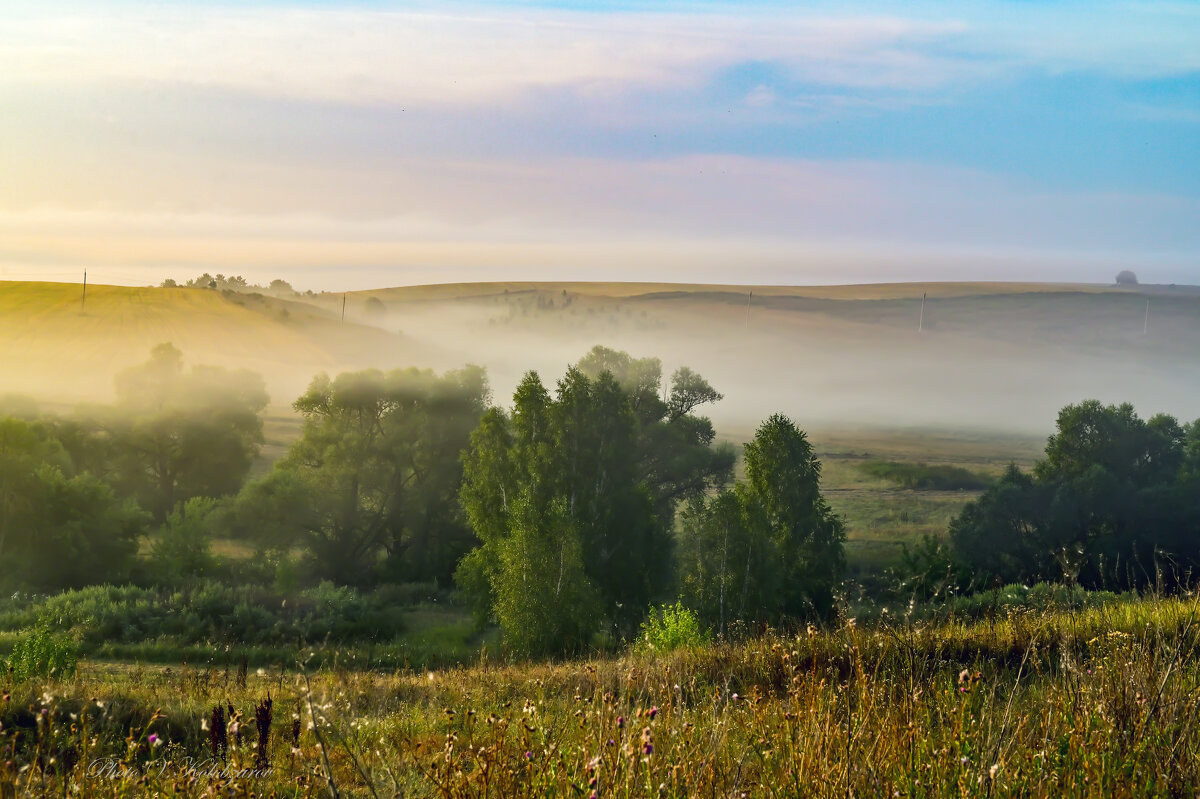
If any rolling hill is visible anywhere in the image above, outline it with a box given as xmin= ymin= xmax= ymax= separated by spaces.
xmin=2 ymin=279 xmax=1198 ymax=434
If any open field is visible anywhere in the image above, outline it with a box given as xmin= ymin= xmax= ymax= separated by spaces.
xmin=3 ymin=595 xmax=1199 ymax=797
xmin=805 ymin=428 xmax=1044 ymax=582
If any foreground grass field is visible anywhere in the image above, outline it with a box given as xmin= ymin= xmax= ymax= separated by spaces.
xmin=5 ymin=595 xmax=1199 ymax=797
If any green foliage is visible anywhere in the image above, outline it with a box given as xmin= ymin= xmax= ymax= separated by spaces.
xmin=3 ymin=627 xmax=78 ymax=682
xmin=0 ymin=417 xmax=148 ymax=591
xmin=742 ymin=414 xmax=846 ymax=621
xmin=950 ymin=401 xmax=1200 ymax=591
xmin=460 ymin=351 xmax=731 ymax=654
xmin=858 ymin=459 xmax=993 ymax=490
xmin=937 ymin=582 xmax=1127 ymax=620
xmin=897 ymin=533 xmax=960 ymax=601
xmin=233 ymin=365 xmax=488 ymax=585
xmin=678 ymin=415 xmax=846 ymax=629
xmin=676 ymin=488 xmax=764 ymax=637
xmin=1 ymin=582 xmax=407 ymax=649
xmin=88 ymin=343 xmax=270 ymax=521
xmin=492 ymin=493 xmax=599 ymax=658
xmin=149 ymin=497 xmax=219 ymax=584
xmin=637 ymin=602 xmax=710 ymax=652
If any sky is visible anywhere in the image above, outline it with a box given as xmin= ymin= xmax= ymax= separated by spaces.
xmin=1 ymin=0 xmax=1198 ymax=290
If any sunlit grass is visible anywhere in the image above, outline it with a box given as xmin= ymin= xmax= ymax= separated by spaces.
xmin=4 ymin=595 xmax=1198 ymax=796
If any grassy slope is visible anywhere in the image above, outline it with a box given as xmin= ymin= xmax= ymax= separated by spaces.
xmin=7 ymin=595 xmax=1200 ymax=796
xmin=0 ymin=281 xmax=437 ymax=405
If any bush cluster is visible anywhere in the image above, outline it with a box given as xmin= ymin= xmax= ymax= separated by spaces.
xmin=0 ymin=582 xmax=408 ymax=649
xmin=859 ymin=459 xmax=993 ymax=490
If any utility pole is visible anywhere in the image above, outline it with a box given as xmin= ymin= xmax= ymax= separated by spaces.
xmin=918 ymin=291 xmax=926 ymax=332
xmin=341 ymin=293 xmax=347 ymax=324
xmin=745 ymin=289 xmax=753 ymax=329
xmin=1143 ymin=297 xmax=1150 ymax=335
xmin=81 ymin=270 xmax=87 ymax=312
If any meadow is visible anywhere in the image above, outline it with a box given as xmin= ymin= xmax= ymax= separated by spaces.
xmin=4 ymin=594 xmax=1198 ymax=797
xmin=2 ymin=279 xmax=1198 ymax=796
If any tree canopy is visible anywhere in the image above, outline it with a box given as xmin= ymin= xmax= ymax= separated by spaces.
xmin=458 ymin=348 xmax=733 ymax=656
xmin=951 ymin=401 xmax=1200 ymax=590
xmin=0 ymin=418 xmax=146 ymax=591
xmin=233 ymin=365 xmax=489 ymax=585
xmin=97 ymin=343 xmax=269 ymax=521
xmin=677 ymin=414 xmax=845 ymax=632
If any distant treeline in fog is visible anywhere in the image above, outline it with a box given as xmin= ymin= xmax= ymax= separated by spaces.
xmin=2 ymin=343 xmax=1198 ymax=657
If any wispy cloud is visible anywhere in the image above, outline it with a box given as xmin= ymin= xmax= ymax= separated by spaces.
xmin=1 ymin=1 xmax=1197 ymax=287
xmin=1 ymin=5 xmax=979 ymax=105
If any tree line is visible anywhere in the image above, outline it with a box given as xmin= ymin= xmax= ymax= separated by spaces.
xmin=4 ymin=341 xmax=1196 ymax=657
xmin=908 ymin=400 xmax=1200 ymax=596
xmin=0 ymin=344 xmax=849 ymax=655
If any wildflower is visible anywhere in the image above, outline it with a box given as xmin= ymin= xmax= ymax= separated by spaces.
xmin=648 ymin=706 xmax=658 ymax=721
xmin=148 ymin=734 xmax=161 ymax=747
xmin=616 ymin=716 xmax=625 ymax=729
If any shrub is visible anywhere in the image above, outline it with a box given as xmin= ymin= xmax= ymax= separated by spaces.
xmin=0 ymin=581 xmax=409 ymax=649
xmin=148 ymin=497 xmax=218 ymax=583
xmin=637 ymin=602 xmax=710 ymax=653
xmin=858 ymin=460 xmax=993 ymax=491
xmin=4 ymin=627 xmax=78 ymax=681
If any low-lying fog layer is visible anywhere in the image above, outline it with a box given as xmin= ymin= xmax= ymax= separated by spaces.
xmin=3 ymin=281 xmax=1198 ymax=436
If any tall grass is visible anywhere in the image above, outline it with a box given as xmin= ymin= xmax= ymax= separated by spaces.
xmin=1 ymin=595 xmax=1198 ymax=796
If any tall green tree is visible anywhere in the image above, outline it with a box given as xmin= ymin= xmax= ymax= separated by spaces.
xmin=575 ymin=346 xmax=735 ymax=523
xmin=100 ymin=343 xmax=269 ymax=521
xmin=235 ymin=366 xmax=488 ymax=585
xmin=0 ymin=417 xmax=146 ymax=591
xmin=678 ymin=415 xmax=845 ymax=629
xmin=951 ymin=400 xmax=1200 ymax=590
xmin=676 ymin=487 xmax=771 ymax=637
xmin=459 ymin=352 xmax=731 ymax=653
xmin=742 ymin=414 xmax=846 ymax=621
